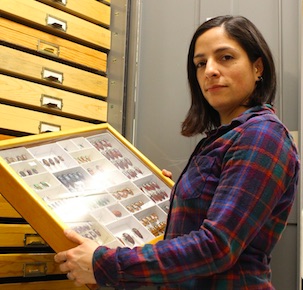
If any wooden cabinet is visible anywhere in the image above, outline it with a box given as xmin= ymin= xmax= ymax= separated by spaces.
xmin=0 ymin=18 xmax=107 ymax=72
xmin=0 ymin=280 xmax=87 ymax=290
xmin=0 ymin=75 xmax=107 ymax=123
xmin=0 ymin=46 xmax=108 ymax=97
xmin=0 ymin=0 xmax=112 ymax=288
xmin=0 ymin=0 xmax=111 ymax=49
xmin=0 ymin=0 xmax=110 ymax=136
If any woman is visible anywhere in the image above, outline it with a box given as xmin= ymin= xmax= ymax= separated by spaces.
xmin=54 ymin=15 xmax=300 ymax=289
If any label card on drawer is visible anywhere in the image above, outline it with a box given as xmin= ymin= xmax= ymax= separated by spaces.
xmin=41 ymin=94 xmax=63 ymax=110
xmin=37 ymin=40 xmax=60 ymax=57
xmin=39 ymin=122 xmax=61 ymax=133
xmin=23 ymin=262 xmax=47 ymax=277
xmin=54 ymin=0 xmax=67 ymax=5
xmin=46 ymin=14 xmax=67 ymax=32
xmin=42 ymin=67 xmax=64 ymax=84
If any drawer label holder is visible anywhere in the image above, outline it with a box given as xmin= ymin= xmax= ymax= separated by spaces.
xmin=52 ymin=0 xmax=67 ymax=5
xmin=39 ymin=122 xmax=61 ymax=133
xmin=24 ymin=233 xmax=49 ymax=247
xmin=41 ymin=67 xmax=64 ymax=84
xmin=41 ymin=94 xmax=63 ymax=110
xmin=23 ymin=262 xmax=48 ymax=277
xmin=37 ymin=40 xmax=60 ymax=57
xmin=46 ymin=14 xmax=67 ymax=32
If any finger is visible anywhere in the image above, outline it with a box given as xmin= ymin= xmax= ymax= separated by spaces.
xmin=74 ymin=280 xmax=85 ymax=287
xmin=162 ymin=169 xmax=172 ymax=179
xmin=54 ymin=251 xmax=67 ymax=263
xmin=64 ymin=229 xmax=86 ymax=245
xmin=59 ymin=261 xmax=70 ymax=273
xmin=67 ymin=272 xmax=75 ymax=281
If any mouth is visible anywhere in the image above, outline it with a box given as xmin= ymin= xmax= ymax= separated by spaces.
xmin=206 ymin=85 xmax=226 ymax=92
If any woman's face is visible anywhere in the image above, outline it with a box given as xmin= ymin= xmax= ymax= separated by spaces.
xmin=193 ymin=26 xmax=263 ymax=124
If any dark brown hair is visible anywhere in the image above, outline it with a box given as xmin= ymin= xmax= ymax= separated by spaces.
xmin=181 ymin=15 xmax=277 ymax=136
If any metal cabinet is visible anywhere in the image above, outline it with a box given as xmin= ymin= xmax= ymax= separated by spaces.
xmin=125 ymin=1 xmax=301 ymax=289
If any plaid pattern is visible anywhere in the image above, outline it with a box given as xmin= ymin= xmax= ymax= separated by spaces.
xmin=93 ymin=105 xmax=299 ymax=289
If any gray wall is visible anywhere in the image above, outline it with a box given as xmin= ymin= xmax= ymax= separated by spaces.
xmin=125 ymin=0 xmax=301 ymax=289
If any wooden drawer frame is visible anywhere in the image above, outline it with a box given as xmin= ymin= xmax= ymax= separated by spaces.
xmin=37 ymin=0 xmax=111 ymax=27
xmin=0 ymin=18 xmax=107 ymax=73
xmin=0 ymin=124 xmax=174 ymax=253
xmin=0 ymin=46 xmax=108 ymax=98
xmin=0 ymin=0 xmax=111 ymax=50
xmin=0 ymin=75 xmax=108 ymax=122
xmin=0 ymin=224 xmax=47 ymax=248
xmin=0 ymin=104 xmax=93 ymax=135
xmin=0 ymin=280 xmax=88 ymax=290
xmin=0 ymin=195 xmax=20 ymax=218
xmin=0 ymin=253 xmax=60 ymax=278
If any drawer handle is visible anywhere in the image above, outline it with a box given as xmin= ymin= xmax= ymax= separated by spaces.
xmin=39 ymin=122 xmax=61 ymax=133
xmin=42 ymin=68 xmax=63 ymax=84
xmin=46 ymin=14 xmax=67 ymax=32
xmin=37 ymin=40 xmax=60 ymax=57
xmin=41 ymin=94 xmax=63 ymax=110
xmin=23 ymin=262 xmax=47 ymax=277
xmin=24 ymin=233 xmax=48 ymax=247
xmin=52 ymin=0 xmax=67 ymax=5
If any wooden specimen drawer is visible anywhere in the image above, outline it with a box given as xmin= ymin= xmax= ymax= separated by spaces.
xmin=0 ymin=0 xmax=111 ymax=50
xmin=0 ymin=253 xmax=61 ymax=278
xmin=0 ymin=280 xmax=88 ymax=290
xmin=0 ymin=46 xmax=108 ymax=98
xmin=0 ymin=135 xmax=15 ymax=141
xmin=0 ymin=104 xmax=93 ymax=135
xmin=0 ymin=224 xmax=47 ymax=248
xmin=0 ymin=18 xmax=107 ymax=73
xmin=0 ymin=195 xmax=20 ymax=218
xmin=38 ymin=0 xmax=111 ymax=27
xmin=0 ymin=75 xmax=108 ymax=122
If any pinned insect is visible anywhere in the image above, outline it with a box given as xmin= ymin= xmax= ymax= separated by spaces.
xmin=122 ymin=233 xmax=135 ymax=245
xmin=132 ymin=228 xmax=143 ymax=239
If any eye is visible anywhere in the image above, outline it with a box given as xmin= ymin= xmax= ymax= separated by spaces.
xmin=195 ymin=60 xmax=206 ymax=69
xmin=222 ymin=55 xmax=234 ymax=61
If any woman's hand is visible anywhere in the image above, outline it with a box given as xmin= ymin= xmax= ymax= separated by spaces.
xmin=54 ymin=229 xmax=99 ymax=286
xmin=162 ymin=169 xmax=173 ymax=179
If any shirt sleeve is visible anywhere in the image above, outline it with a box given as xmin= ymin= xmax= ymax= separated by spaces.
xmin=92 ymin=120 xmax=299 ymax=287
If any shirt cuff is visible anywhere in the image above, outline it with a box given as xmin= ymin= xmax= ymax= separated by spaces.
xmin=93 ymin=246 xmax=118 ymax=286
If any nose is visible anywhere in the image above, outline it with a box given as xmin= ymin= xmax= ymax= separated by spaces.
xmin=205 ymin=59 xmax=219 ymax=79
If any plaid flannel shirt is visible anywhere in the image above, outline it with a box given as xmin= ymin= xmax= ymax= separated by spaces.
xmin=93 ymin=105 xmax=300 ymax=289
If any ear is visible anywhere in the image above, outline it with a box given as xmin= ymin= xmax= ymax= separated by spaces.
xmin=254 ymin=57 xmax=264 ymax=80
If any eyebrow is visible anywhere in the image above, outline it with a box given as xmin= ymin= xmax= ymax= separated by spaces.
xmin=193 ymin=46 xmax=237 ymax=59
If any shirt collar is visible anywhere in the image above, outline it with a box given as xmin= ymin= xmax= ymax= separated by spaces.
xmin=206 ymin=104 xmax=276 ymax=137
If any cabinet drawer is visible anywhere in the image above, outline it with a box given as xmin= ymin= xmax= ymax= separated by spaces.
xmin=0 ymin=253 xmax=60 ymax=278
xmin=38 ymin=0 xmax=111 ymax=27
xmin=0 ymin=280 xmax=88 ymax=290
xmin=0 ymin=0 xmax=111 ymax=50
xmin=0 ymin=195 xmax=21 ymax=218
xmin=0 ymin=135 xmax=15 ymax=141
xmin=0 ymin=18 xmax=107 ymax=73
xmin=0 ymin=104 xmax=93 ymax=135
xmin=0 ymin=46 xmax=108 ymax=98
xmin=0 ymin=75 xmax=108 ymax=122
xmin=0 ymin=224 xmax=47 ymax=248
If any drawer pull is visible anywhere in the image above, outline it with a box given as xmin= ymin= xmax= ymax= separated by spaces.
xmin=41 ymin=95 xmax=63 ymax=110
xmin=24 ymin=233 xmax=48 ymax=247
xmin=42 ymin=68 xmax=63 ymax=84
xmin=39 ymin=122 xmax=61 ymax=133
xmin=52 ymin=0 xmax=67 ymax=5
xmin=46 ymin=14 xmax=67 ymax=32
xmin=23 ymin=262 xmax=47 ymax=277
xmin=37 ymin=40 xmax=60 ymax=57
